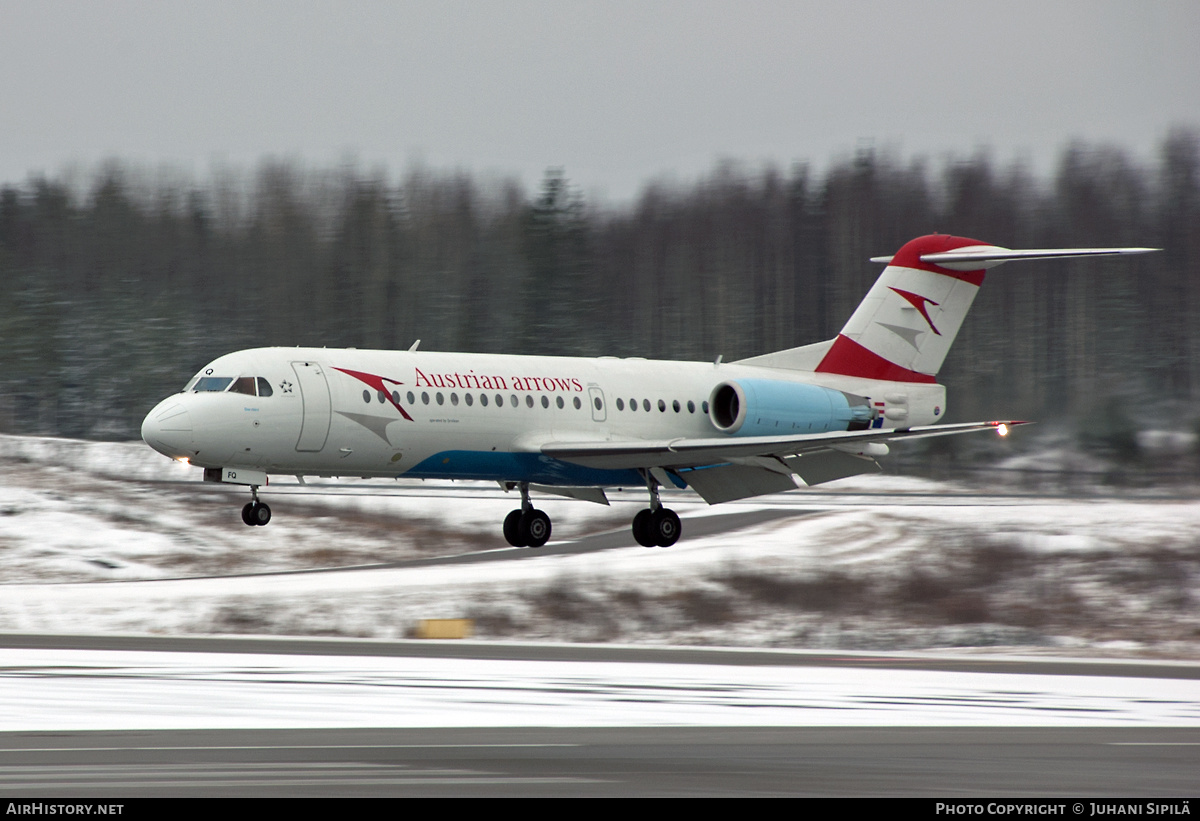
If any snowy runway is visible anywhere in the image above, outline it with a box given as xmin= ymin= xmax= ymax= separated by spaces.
xmin=2 ymin=647 xmax=1198 ymax=731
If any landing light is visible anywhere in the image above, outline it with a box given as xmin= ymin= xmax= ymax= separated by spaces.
xmin=996 ymin=423 xmax=1009 ymax=437
xmin=176 ymin=457 xmax=191 ymax=465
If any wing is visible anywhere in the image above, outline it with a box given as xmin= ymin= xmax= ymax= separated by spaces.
xmin=542 ymin=420 xmax=1021 ymax=469
xmin=541 ymin=421 xmax=1024 ymax=504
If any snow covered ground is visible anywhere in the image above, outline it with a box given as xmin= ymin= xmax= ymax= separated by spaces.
xmin=2 ymin=434 xmax=1199 ymax=657
xmin=3 ymin=646 xmax=1198 ymax=731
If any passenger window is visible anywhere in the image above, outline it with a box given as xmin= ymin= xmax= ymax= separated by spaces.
xmin=573 ymin=396 xmax=581 ymax=409
xmin=617 ymin=398 xmax=624 ymax=411
xmin=556 ymin=396 xmax=564 ymax=409
xmin=256 ymin=377 xmax=274 ymax=397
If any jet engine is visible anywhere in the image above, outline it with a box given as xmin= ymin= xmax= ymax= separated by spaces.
xmin=708 ymin=379 xmax=874 ymax=436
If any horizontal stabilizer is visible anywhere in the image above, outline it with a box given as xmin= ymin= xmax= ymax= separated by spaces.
xmin=871 ymin=245 xmax=1158 ymax=270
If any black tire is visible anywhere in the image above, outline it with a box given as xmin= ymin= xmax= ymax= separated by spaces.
xmin=520 ymin=509 xmax=551 ymax=548
xmin=241 ymin=502 xmax=256 ymax=527
xmin=632 ymin=508 xmax=656 ymax=547
xmin=252 ymin=502 xmax=272 ymax=526
xmin=650 ymin=508 xmax=681 ymax=546
xmin=503 ymin=509 xmax=526 ymax=547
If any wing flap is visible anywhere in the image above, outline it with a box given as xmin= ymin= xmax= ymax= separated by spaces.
xmin=677 ymin=463 xmax=799 ymax=504
xmin=783 ymin=450 xmax=882 ymax=485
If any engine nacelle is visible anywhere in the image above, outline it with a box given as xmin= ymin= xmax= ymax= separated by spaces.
xmin=708 ymin=379 xmax=874 ymax=436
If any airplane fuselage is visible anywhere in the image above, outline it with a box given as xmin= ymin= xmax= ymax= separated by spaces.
xmin=142 ymin=346 xmax=946 ymax=486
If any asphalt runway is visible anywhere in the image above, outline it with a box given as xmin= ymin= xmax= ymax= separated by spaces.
xmin=1 ymin=636 xmax=1198 ymax=797
xmin=1 ymin=724 xmax=1197 ymax=797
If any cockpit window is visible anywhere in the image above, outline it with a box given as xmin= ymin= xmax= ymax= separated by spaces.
xmin=192 ymin=376 xmax=233 ymax=392
xmin=186 ymin=374 xmax=274 ymax=396
xmin=229 ymin=376 xmax=257 ymax=396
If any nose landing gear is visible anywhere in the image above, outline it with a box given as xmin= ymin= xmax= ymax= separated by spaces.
xmin=240 ymin=485 xmax=271 ymax=526
xmin=502 ymin=482 xmax=551 ymax=548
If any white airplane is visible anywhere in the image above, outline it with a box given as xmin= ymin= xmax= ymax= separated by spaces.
xmin=142 ymin=234 xmax=1156 ymax=547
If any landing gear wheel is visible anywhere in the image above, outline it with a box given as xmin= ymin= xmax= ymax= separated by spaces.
xmin=520 ymin=509 xmax=552 ymax=548
xmin=503 ymin=509 xmax=527 ymax=547
xmin=252 ymin=502 xmax=271 ymax=526
xmin=650 ymin=508 xmax=680 ymax=547
xmin=632 ymin=508 xmax=656 ymax=547
xmin=242 ymin=501 xmax=271 ymax=526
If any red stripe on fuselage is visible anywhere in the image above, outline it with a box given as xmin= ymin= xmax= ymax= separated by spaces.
xmin=814 ymin=335 xmax=938 ymax=383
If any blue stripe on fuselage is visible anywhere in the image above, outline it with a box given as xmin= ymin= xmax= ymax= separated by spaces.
xmin=406 ymin=450 xmax=644 ymax=487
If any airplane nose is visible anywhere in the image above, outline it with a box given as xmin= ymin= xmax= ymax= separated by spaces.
xmin=141 ymin=400 xmax=193 ymax=458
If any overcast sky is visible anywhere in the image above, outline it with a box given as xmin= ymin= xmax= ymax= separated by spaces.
xmin=1 ymin=0 xmax=1197 ymax=202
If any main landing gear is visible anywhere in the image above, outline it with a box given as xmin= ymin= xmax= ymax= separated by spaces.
xmin=632 ymin=471 xmax=681 ymax=547
xmin=499 ymin=475 xmax=681 ymax=548
xmin=240 ymin=485 xmax=271 ymax=527
xmin=503 ymin=482 xmax=552 ymax=548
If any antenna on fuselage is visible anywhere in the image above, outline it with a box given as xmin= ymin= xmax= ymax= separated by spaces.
xmin=409 ymin=339 xmax=421 ymax=352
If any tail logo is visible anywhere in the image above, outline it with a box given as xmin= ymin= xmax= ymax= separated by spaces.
xmin=888 ymin=287 xmax=941 ymax=335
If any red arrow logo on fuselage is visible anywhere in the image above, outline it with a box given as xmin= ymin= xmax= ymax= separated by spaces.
xmin=333 ymin=367 xmax=414 ymax=421
xmin=888 ymin=287 xmax=942 ymax=335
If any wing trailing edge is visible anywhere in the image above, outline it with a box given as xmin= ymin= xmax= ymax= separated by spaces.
xmin=540 ymin=420 xmax=1025 ymax=472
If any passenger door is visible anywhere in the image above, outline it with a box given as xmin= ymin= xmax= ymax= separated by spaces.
xmin=291 ymin=361 xmax=332 ymax=452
